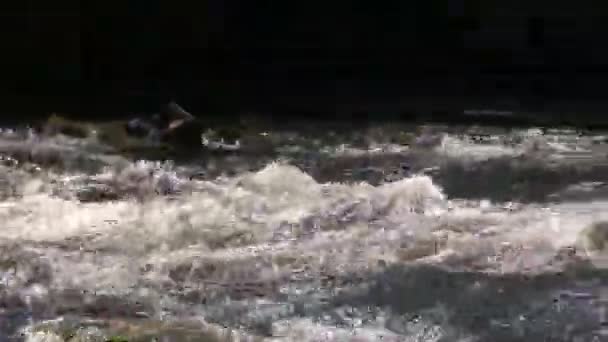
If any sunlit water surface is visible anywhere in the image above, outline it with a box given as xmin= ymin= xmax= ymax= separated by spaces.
xmin=0 ymin=122 xmax=606 ymax=341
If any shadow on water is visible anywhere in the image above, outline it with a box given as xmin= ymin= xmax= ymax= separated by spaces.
xmin=329 ymin=261 xmax=608 ymax=342
xmin=303 ymin=150 xmax=608 ymax=204
xmin=0 ymin=246 xmax=55 ymax=341
xmin=435 ymin=156 xmax=608 ymax=203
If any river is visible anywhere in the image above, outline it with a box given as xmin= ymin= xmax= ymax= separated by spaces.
xmin=0 ymin=121 xmax=606 ymax=341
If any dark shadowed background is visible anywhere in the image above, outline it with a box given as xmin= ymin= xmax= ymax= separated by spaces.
xmin=1 ymin=0 xmax=608 ymax=125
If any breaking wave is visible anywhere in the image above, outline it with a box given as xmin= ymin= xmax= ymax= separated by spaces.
xmin=0 ymin=124 xmax=606 ymax=341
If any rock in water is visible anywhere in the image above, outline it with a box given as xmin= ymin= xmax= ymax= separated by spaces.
xmin=165 ymin=101 xmax=195 ymax=121
xmin=125 ymin=118 xmax=154 ymax=138
xmin=125 ymin=102 xmax=243 ymax=150
xmin=125 ymin=102 xmax=201 ymax=146
xmin=158 ymin=102 xmax=243 ymax=149
xmin=155 ymin=101 xmax=196 ymax=132
xmin=162 ymin=119 xmax=207 ymax=148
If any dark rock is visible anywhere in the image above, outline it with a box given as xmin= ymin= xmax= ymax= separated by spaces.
xmin=161 ymin=119 xmax=207 ymax=147
xmin=125 ymin=103 xmax=206 ymax=148
xmin=165 ymin=101 xmax=195 ymax=121
xmin=125 ymin=118 xmax=154 ymax=138
xmin=125 ymin=102 xmax=245 ymax=151
xmin=43 ymin=114 xmax=91 ymax=138
xmin=76 ymin=184 xmax=120 ymax=202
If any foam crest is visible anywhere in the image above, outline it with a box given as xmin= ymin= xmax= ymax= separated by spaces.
xmin=2 ymin=123 xmax=608 ymax=340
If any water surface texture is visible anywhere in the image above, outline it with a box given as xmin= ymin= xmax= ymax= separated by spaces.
xmin=0 ymin=121 xmax=607 ymax=341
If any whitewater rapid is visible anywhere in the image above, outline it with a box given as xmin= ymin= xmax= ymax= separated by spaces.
xmin=0 ymin=124 xmax=606 ymax=341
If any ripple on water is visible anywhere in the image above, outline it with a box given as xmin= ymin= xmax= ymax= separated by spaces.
xmin=0 ymin=123 xmax=607 ymax=341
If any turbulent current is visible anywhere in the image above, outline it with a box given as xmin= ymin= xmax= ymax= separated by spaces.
xmin=0 ymin=122 xmax=606 ymax=341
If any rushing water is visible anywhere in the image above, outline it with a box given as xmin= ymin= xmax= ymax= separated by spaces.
xmin=0 ymin=121 xmax=607 ymax=341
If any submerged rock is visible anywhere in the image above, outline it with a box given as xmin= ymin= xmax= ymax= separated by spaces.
xmin=125 ymin=118 xmax=154 ymax=139
xmin=43 ymin=114 xmax=91 ymax=139
xmin=75 ymin=183 xmax=120 ymax=202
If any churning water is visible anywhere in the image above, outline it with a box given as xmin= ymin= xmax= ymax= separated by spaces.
xmin=0 ymin=122 xmax=606 ymax=341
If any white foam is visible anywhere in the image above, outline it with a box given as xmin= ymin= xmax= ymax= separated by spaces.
xmin=1 ymin=125 xmax=607 ymax=340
